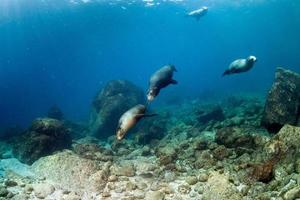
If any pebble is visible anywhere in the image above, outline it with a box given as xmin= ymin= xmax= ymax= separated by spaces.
xmin=108 ymin=175 xmax=118 ymax=182
xmin=25 ymin=185 xmax=34 ymax=194
xmin=194 ymin=183 xmax=205 ymax=194
xmin=164 ymin=171 xmax=176 ymax=182
xmin=178 ymin=184 xmax=191 ymax=194
xmin=136 ymin=182 xmax=148 ymax=190
xmin=198 ymin=173 xmax=209 ymax=182
xmin=150 ymin=182 xmax=161 ymax=191
xmin=5 ymin=180 xmax=18 ymax=187
xmin=186 ymin=176 xmax=198 ymax=185
xmin=145 ymin=191 xmax=165 ymax=200
xmin=134 ymin=190 xmax=145 ymax=199
xmin=7 ymin=192 xmax=14 ymax=198
xmin=33 ymin=183 xmax=55 ymax=199
xmin=284 ymin=186 xmax=300 ymax=200
xmin=102 ymin=191 xmax=111 ymax=197
xmin=64 ymin=192 xmax=81 ymax=200
xmin=126 ymin=182 xmax=137 ymax=191
xmin=0 ymin=187 xmax=8 ymax=197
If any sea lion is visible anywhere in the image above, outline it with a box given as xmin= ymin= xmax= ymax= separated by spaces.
xmin=116 ymin=104 xmax=156 ymax=140
xmin=186 ymin=6 xmax=208 ymax=21
xmin=222 ymin=56 xmax=257 ymax=76
xmin=147 ymin=65 xmax=178 ymax=101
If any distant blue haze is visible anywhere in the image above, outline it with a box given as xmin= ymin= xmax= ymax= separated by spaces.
xmin=0 ymin=0 xmax=299 ymax=128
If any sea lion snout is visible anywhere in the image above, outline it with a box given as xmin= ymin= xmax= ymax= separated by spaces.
xmin=116 ymin=128 xmax=126 ymax=140
xmin=248 ymin=56 xmax=257 ymax=63
xmin=147 ymin=88 xmax=158 ymax=101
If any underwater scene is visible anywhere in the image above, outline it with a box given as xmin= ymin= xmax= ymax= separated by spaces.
xmin=1 ymin=0 xmax=300 ymax=199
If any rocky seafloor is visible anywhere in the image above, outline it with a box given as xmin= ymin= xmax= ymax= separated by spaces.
xmin=0 ymin=67 xmax=300 ymax=200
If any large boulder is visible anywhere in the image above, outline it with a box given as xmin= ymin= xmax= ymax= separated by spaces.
xmin=89 ymin=80 xmax=145 ymax=138
xmin=262 ymin=67 xmax=300 ymax=133
xmin=32 ymin=150 xmax=110 ymax=193
xmin=12 ymin=118 xmax=72 ymax=164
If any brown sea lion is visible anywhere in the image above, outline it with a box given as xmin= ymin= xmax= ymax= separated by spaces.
xmin=147 ymin=65 xmax=178 ymax=101
xmin=116 ymin=104 xmax=156 ymax=140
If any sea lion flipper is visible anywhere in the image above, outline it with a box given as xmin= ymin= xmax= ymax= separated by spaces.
xmin=135 ymin=114 xmax=157 ymax=119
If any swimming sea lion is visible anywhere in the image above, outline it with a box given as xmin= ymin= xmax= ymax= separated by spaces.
xmin=147 ymin=65 xmax=178 ymax=101
xmin=186 ymin=6 xmax=208 ymax=21
xmin=222 ymin=56 xmax=257 ymax=76
xmin=116 ymin=104 xmax=156 ymax=140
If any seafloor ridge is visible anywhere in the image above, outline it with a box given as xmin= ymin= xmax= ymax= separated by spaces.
xmin=0 ymin=67 xmax=300 ymax=200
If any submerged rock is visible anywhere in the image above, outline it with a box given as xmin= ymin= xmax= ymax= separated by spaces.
xmin=215 ymin=127 xmax=255 ymax=149
xmin=202 ymin=172 xmax=242 ymax=200
xmin=135 ymin=111 xmax=168 ymax=144
xmin=32 ymin=183 xmax=55 ymax=199
xmin=32 ymin=150 xmax=109 ymax=193
xmin=196 ymin=105 xmax=225 ymax=124
xmin=0 ymin=186 xmax=9 ymax=197
xmin=145 ymin=191 xmax=165 ymax=200
xmin=89 ymin=80 xmax=145 ymax=138
xmin=262 ymin=67 xmax=300 ymax=133
xmin=12 ymin=118 xmax=71 ymax=164
xmin=110 ymin=160 xmax=136 ymax=177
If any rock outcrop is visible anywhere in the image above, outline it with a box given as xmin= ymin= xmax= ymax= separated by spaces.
xmin=215 ymin=127 xmax=255 ymax=149
xmin=196 ymin=106 xmax=225 ymax=124
xmin=89 ymin=80 xmax=145 ymax=138
xmin=13 ymin=118 xmax=71 ymax=164
xmin=262 ymin=67 xmax=300 ymax=133
xmin=202 ymin=172 xmax=243 ymax=200
xmin=32 ymin=150 xmax=110 ymax=193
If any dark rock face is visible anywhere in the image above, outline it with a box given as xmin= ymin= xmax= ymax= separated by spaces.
xmin=196 ymin=106 xmax=225 ymax=124
xmin=13 ymin=118 xmax=72 ymax=164
xmin=261 ymin=67 xmax=300 ymax=133
xmin=89 ymin=80 xmax=145 ymax=138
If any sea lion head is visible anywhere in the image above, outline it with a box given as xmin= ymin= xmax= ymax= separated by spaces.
xmin=116 ymin=126 xmax=126 ymax=140
xmin=147 ymin=87 xmax=159 ymax=101
xmin=247 ymin=56 xmax=257 ymax=63
xmin=202 ymin=6 xmax=208 ymax=11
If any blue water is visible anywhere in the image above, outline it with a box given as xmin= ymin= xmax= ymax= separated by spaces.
xmin=0 ymin=0 xmax=300 ymax=128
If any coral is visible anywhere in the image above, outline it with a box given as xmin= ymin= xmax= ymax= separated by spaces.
xmin=89 ymin=80 xmax=145 ymax=138
xmin=262 ymin=67 xmax=300 ymax=133
xmin=12 ymin=118 xmax=71 ymax=164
